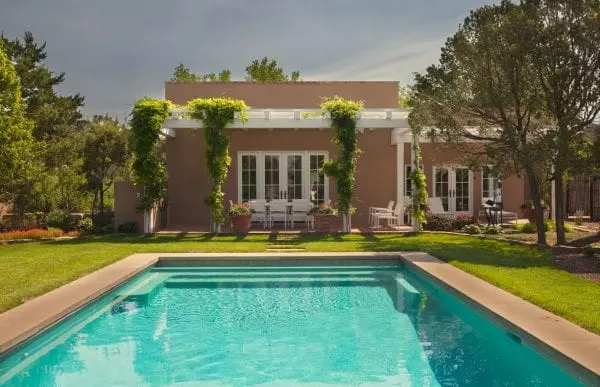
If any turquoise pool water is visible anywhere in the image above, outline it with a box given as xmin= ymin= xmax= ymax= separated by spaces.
xmin=0 ymin=264 xmax=582 ymax=386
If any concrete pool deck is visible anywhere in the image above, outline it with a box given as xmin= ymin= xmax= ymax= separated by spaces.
xmin=0 ymin=252 xmax=598 ymax=384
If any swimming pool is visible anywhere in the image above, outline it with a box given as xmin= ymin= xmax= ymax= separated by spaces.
xmin=0 ymin=263 xmax=583 ymax=386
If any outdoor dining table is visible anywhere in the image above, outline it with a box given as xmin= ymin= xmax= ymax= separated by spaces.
xmin=264 ymin=201 xmax=294 ymax=229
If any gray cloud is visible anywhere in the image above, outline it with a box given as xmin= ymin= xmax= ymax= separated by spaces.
xmin=0 ymin=0 xmax=495 ymax=120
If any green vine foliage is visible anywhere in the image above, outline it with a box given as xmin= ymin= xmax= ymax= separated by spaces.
xmin=130 ymin=98 xmax=172 ymax=211
xmin=320 ymin=96 xmax=363 ymax=231
xmin=410 ymin=144 xmax=428 ymax=231
xmin=188 ymin=98 xmax=248 ymax=230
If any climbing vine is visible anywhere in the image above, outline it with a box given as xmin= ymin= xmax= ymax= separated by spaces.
xmin=188 ymin=98 xmax=248 ymax=232
xmin=320 ymin=96 xmax=363 ymax=232
xmin=410 ymin=139 xmax=428 ymax=231
xmin=130 ymin=98 xmax=172 ymax=210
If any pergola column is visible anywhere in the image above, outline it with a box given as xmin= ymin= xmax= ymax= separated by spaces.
xmin=396 ymin=140 xmax=405 ymax=225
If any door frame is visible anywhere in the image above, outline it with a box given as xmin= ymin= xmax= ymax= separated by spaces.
xmin=433 ymin=165 xmax=473 ymax=215
xmin=237 ymin=151 xmax=329 ymax=203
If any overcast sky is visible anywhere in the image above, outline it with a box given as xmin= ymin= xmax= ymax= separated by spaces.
xmin=1 ymin=0 xmax=494 ymax=120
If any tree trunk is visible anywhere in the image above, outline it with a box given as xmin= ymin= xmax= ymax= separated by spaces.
xmin=524 ymin=164 xmax=547 ymax=245
xmin=99 ymin=184 xmax=104 ymax=216
xmin=554 ymin=171 xmax=567 ymax=245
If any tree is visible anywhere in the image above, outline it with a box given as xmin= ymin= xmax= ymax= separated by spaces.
xmin=1 ymin=31 xmax=84 ymax=143
xmin=0 ymin=40 xmax=42 ymax=217
xmin=82 ymin=116 xmax=130 ymax=215
xmin=523 ymin=0 xmax=600 ymax=245
xmin=171 ymin=63 xmax=199 ymax=82
xmin=245 ymin=57 xmax=300 ymax=82
xmin=409 ymin=1 xmax=552 ymax=245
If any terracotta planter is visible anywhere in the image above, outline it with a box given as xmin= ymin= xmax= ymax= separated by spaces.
xmin=522 ymin=208 xmax=536 ymax=222
xmin=231 ymin=214 xmax=251 ymax=233
xmin=313 ymin=214 xmax=340 ymax=232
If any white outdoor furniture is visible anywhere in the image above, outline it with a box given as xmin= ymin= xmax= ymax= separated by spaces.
xmin=428 ymin=197 xmax=454 ymax=218
xmin=372 ymin=205 xmax=403 ymax=229
xmin=289 ymin=200 xmax=315 ymax=229
xmin=267 ymin=200 xmax=289 ymax=229
xmin=369 ymin=201 xmax=395 ymax=228
xmin=247 ymin=200 xmax=268 ymax=228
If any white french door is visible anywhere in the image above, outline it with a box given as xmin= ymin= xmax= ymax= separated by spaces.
xmin=238 ymin=151 xmax=328 ymax=204
xmin=433 ymin=166 xmax=472 ymax=215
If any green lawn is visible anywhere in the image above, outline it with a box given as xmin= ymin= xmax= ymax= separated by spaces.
xmin=1 ymin=233 xmax=599 ymax=335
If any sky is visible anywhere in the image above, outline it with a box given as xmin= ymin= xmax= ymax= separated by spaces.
xmin=1 ymin=0 xmax=495 ymax=120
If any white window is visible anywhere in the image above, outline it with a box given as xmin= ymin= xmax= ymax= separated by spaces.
xmin=238 ymin=151 xmax=328 ymax=204
xmin=482 ymin=166 xmax=500 ymax=203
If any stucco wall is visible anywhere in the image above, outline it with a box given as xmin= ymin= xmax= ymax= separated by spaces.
xmin=403 ymin=142 xmax=526 ymax=216
xmin=166 ymin=128 xmax=396 ymax=229
xmin=114 ymin=180 xmax=144 ymax=232
xmin=165 ymin=81 xmax=399 ymax=109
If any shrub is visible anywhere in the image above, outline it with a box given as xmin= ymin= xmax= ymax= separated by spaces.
xmin=564 ymin=223 xmax=573 ymax=233
xmin=0 ymin=228 xmax=64 ymax=241
xmin=583 ymin=245 xmax=596 ymax=258
xmin=44 ymin=210 xmax=76 ymax=231
xmin=575 ymin=217 xmax=583 ymax=226
xmin=228 ymin=203 xmax=251 ymax=218
xmin=483 ymin=224 xmax=503 ymax=234
xmin=452 ymin=215 xmax=478 ymax=231
xmin=76 ymin=218 xmax=95 ymax=234
xmin=118 ymin=221 xmax=138 ymax=233
xmin=423 ymin=214 xmax=453 ymax=231
xmin=461 ymin=224 xmax=482 ymax=234
xmin=544 ymin=218 xmax=555 ymax=231
xmin=520 ymin=223 xmax=537 ymax=233
xmin=308 ymin=203 xmax=338 ymax=216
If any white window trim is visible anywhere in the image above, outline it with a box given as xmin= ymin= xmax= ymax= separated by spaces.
xmin=237 ymin=151 xmax=329 ymax=203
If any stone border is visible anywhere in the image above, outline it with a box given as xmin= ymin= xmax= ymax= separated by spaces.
xmin=0 ymin=252 xmax=598 ymax=384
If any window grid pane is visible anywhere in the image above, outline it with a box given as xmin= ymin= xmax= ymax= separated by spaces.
xmin=241 ymin=155 xmax=257 ymax=202
xmin=310 ymin=155 xmax=326 ymax=204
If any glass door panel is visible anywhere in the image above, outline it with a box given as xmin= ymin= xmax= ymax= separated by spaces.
xmin=454 ymin=167 xmax=470 ymax=212
xmin=264 ymin=155 xmax=280 ymax=200
xmin=309 ymin=155 xmax=325 ymax=204
xmin=287 ymin=154 xmax=303 ymax=200
xmin=434 ymin=167 xmax=450 ymax=211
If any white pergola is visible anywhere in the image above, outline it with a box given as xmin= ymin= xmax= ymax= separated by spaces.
xmin=148 ymin=108 xmax=417 ymax=232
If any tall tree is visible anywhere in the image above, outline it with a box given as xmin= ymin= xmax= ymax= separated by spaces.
xmin=0 ymin=40 xmax=41 ymax=216
xmin=524 ymin=0 xmax=600 ymax=244
xmin=82 ymin=116 xmax=130 ymax=215
xmin=245 ymin=57 xmax=300 ymax=82
xmin=409 ymin=1 xmax=552 ymax=245
xmin=1 ymin=31 xmax=84 ymax=143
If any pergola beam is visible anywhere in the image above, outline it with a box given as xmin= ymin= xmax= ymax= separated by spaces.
xmin=162 ymin=108 xmax=410 ymax=130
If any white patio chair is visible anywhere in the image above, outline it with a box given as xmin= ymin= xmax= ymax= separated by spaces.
xmin=373 ymin=205 xmax=403 ymax=229
xmin=247 ymin=200 xmax=267 ymax=228
xmin=428 ymin=197 xmax=454 ymax=218
xmin=289 ymin=200 xmax=314 ymax=229
xmin=369 ymin=201 xmax=395 ymax=228
xmin=268 ymin=200 xmax=288 ymax=229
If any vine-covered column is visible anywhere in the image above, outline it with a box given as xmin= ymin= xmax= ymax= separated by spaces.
xmin=320 ymin=96 xmax=363 ymax=233
xmin=410 ymin=129 xmax=428 ymax=232
xmin=188 ymin=98 xmax=248 ymax=233
xmin=130 ymin=98 xmax=172 ymax=232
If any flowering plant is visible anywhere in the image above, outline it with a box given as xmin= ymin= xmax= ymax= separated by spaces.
xmin=308 ymin=203 xmax=338 ymax=216
xmin=228 ymin=202 xmax=251 ymax=217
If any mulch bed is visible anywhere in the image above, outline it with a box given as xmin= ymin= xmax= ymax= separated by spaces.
xmin=553 ymin=248 xmax=600 ymax=283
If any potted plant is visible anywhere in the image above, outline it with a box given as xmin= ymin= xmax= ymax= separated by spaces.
xmin=228 ymin=203 xmax=252 ymax=233
xmin=520 ymin=200 xmax=547 ymax=222
xmin=308 ymin=203 xmax=339 ymax=232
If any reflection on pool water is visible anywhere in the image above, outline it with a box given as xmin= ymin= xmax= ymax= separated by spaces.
xmin=0 ymin=265 xmax=582 ymax=386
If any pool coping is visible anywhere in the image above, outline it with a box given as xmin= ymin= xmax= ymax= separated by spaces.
xmin=0 ymin=251 xmax=598 ymax=384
